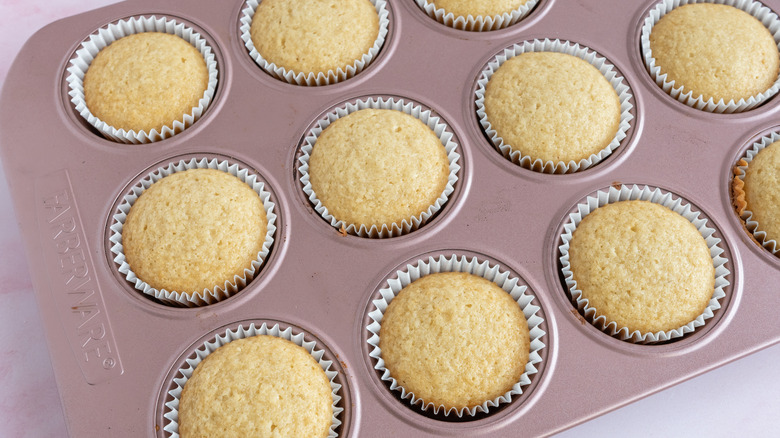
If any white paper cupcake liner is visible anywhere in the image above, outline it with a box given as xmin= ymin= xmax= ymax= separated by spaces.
xmin=558 ymin=185 xmax=730 ymax=344
xmin=239 ymin=0 xmax=389 ymax=86
xmin=66 ymin=16 xmax=219 ymax=143
xmin=108 ymin=157 xmax=277 ymax=307
xmin=162 ymin=322 xmax=344 ymax=438
xmin=641 ymin=0 xmax=780 ymax=113
xmin=366 ymin=253 xmax=546 ymax=417
xmin=475 ymin=39 xmax=634 ymax=174
xmin=733 ymin=131 xmax=780 ymax=254
xmin=298 ymin=96 xmax=461 ymax=238
xmin=414 ymin=0 xmax=538 ymax=31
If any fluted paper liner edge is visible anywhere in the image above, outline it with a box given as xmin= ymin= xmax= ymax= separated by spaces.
xmin=109 ymin=157 xmax=277 ymax=307
xmin=558 ymin=184 xmax=730 ymax=343
xmin=366 ymin=253 xmax=545 ymax=417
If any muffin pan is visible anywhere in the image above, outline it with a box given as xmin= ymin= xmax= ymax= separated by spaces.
xmin=2 ymin=0 xmax=780 ymax=436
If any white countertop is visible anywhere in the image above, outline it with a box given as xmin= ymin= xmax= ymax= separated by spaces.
xmin=0 ymin=1 xmax=778 ymax=436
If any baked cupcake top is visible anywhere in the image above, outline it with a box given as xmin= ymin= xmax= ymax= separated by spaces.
xmin=250 ymin=0 xmax=379 ymax=75
xmin=742 ymin=140 xmax=780 ymax=244
xmin=123 ymin=168 xmax=266 ymax=294
xmin=83 ymin=32 xmax=208 ymax=133
xmin=308 ymin=108 xmax=449 ymax=229
xmin=649 ymin=3 xmax=779 ymax=103
xmin=179 ymin=335 xmax=332 ymax=438
xmin=379 ymin=272 xmax=529 ymax=410
xmin=483 ymin=51 xmax=620 ymax=164
xmin=426 ymin=0 xmax=530 ymax=18
xmin=568 ymin=200 xmax=714 ymax=334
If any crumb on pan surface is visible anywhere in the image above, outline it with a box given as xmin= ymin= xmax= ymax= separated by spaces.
xmin=379 ymin=272 xmax=529 ymax=410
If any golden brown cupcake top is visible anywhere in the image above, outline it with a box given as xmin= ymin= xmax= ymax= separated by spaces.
xmin=484 ymin=51 xmax=620 ymax=164
xmin=250 ymin=0 xmax=379 ymax=75
xmin=379 ymin=272 xmax=529 ymax=410
xmin=308 ymin=108 xmax=449 ymax=229
xmin=649 ymin=3 xmax=779 ymax=103
xmin=426 ymin=0 xmax=530 ymax=18
xmin=123 ymin=169 xmax=266 ymax=294
xmin=568 ymin=200 xmax=714 ymax=333
xmin=84 ymin=32 xmax=208 ymax=133
xmin=179 ymin=335 xmax=332 ymax=438
xmin=743 ymin=140 xmax=780 ymax=244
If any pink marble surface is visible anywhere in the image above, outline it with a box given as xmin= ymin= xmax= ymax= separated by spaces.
xmin=0 ymin=4 xmax=122 ymax=437
xmin=0 ymin=1 xmax=779 ymax=437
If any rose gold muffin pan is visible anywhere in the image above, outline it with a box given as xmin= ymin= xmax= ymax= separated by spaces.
xmin=2 ymin=0 xmax=780 ymax=436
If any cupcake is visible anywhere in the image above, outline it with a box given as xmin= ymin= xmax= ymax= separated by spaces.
xmin=240 ymin=0 xmax=389 ymax=85
xmin=642 ymin=1 xmax=780 ymax=113
xmin=309 ymin=109 xmax=447 ymax=229
xmin=380 ymin=272 xmax=528 ymax=411
xmin=164 ymin=323 xmax=343 ymax=437
xmin=559 ymin=186 xmax=730 ymax=343
xmin=110 ymin=158 xmax=277 ymax=307
xmin=67 ymin=16 xmax=218 ymax=143
xmin=366 ymin=254 xmax=545 ymax=416
xmin=416 ymin=0 xmax=538 ymax=31
xmin=84 ymin=33 xmax=208 ymax=134
xmin=179 ymin=335 xmax=331 ymax=437
xmin=476 ymin=40 xmax=632 ymax=173
xmin=569 ymin=200 xmax=713 ymax=333
xmin=299 ymin=97 xmax=460 ymax=238
xmin=733 ymin=135 xmax=780 ymax=254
